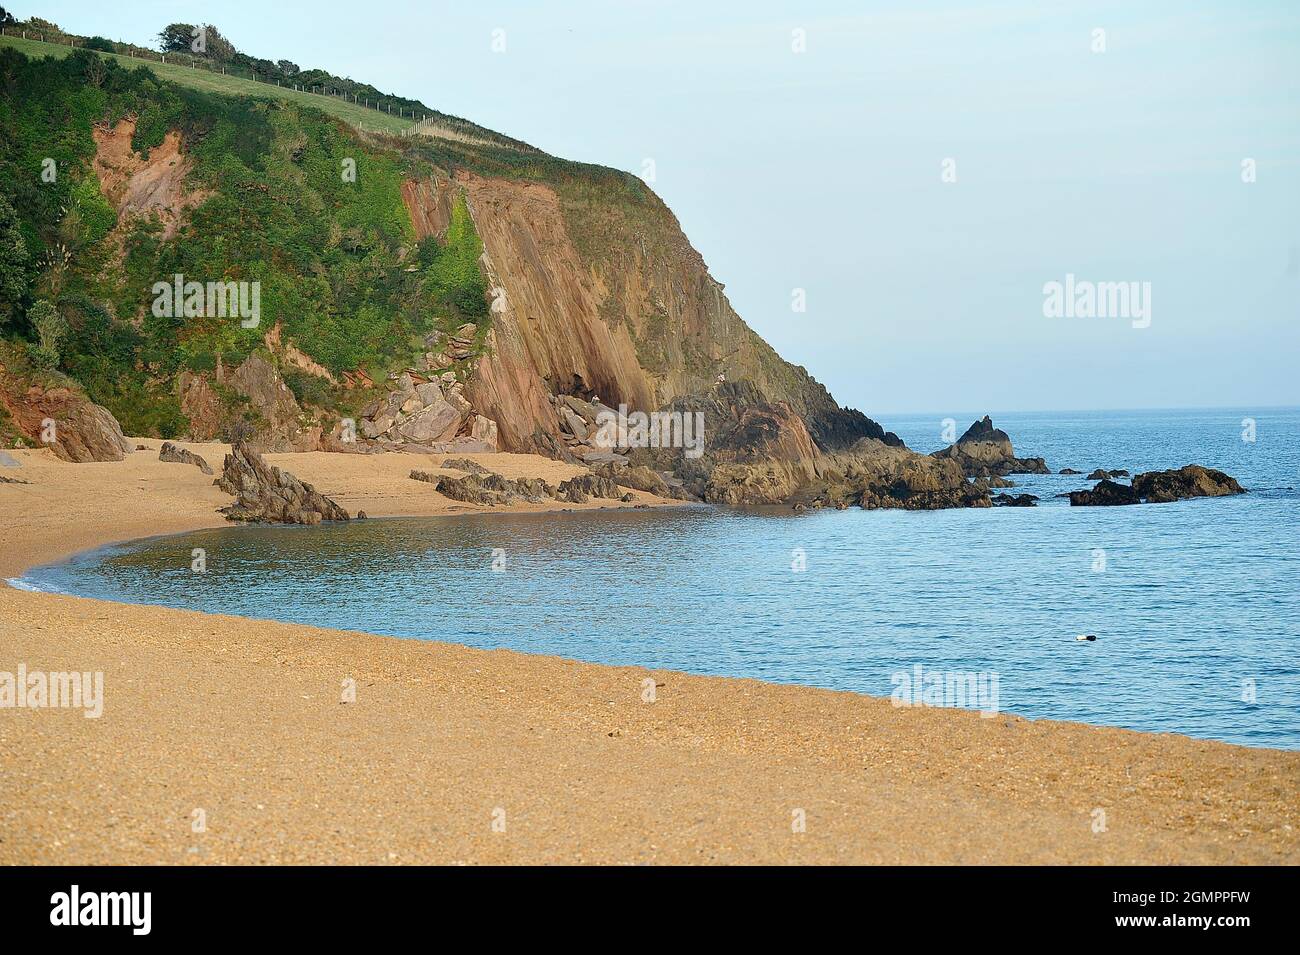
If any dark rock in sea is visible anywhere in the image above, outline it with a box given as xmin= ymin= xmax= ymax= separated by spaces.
xmin=991 ymin=493 xmax=1038 ymax=507
xmin=1059 ymin=468 xmax=1081 ymax=475
xmin=1109 ymin=469 xmax=1130 ymax=477
xmin=1068 ymin=479 xmax=1139 ymax=506
xmin=932 ymin=415 xmax=1049 ymax=477
xmin=159 ymin=441 xmax=213 ymax=475
xmin=988 ymin=475 xmax=1015 ymax=488
xmin=215 ymin=442 xmax=349 ymax=524
xmin=1131 ymin=465 xmax=1245 ymax=503
xmin=1086 ymin=469 xmax=1112 ymax=481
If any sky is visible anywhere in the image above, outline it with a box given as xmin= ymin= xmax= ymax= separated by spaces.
xmin=14 ymin=1 xmax=1300 ymax=415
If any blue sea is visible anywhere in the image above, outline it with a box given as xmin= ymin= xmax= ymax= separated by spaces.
xmin=18 ymin=407 xmax=1300 ymax=748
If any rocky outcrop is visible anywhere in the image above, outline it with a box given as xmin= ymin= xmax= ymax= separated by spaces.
xmin=0 ymin=379 xmax=132 ymax=463
xmin=159 ymin=441 xmax=213 ymax=475
xmin=932 ymin=416 xmax=1049 ymax=477
xmin=1131 ymin=465 xmax=1245 ymax=503
xmin=215 ymin=443 xmax=349 ymax=524
xmin=1069 ymin=465 xmax=1245 ymax=506
xmin=556 ymin=473 xmax=623 ymax=504
xmin=227 ymin=354 xmax=322 ymax=452
xmin=439 ymin=457 xmax=491 ymax=475
xmin=411 ymin=469 xmax=554 ymax=505
xmin=179 ymin=354 xmax=321 ymax=451
xmin=1068 ymin=480 xmax=1139 ymax=506
xmin=411 ymin=463 xmax=639 ymax=506
xmin=631 ymin=380 xmax=830 ymax=504
xmin=590 ymin=462 xmax=672 ymax=498
xmin=787 ymin=440 xmax=989 ymax=511
xmin=991 ymin=493 xmax=1038 ymax=507
xmin=360 ymin=370 xmax=499 ymax=454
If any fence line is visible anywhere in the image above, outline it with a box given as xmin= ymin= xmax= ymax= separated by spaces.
xmin=0 ymin=26 xmax=431 ymax=124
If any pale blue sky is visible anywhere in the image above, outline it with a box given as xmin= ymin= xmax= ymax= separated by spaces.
xmin=17 ymin=1 xmax=1300 ymax=414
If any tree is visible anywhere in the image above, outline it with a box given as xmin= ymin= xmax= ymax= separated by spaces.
xmin=0 ymin=193 xmax=30 ymax=328
xmin=196 ymin=23 xmax=238 ymax=62
xmin=84 ymin=36 xmax=115 ymax=53
xmin=0 ymin=8 xmax=16 ymax=27
xmin=158 ymin=23 xmax=197 ymax=53
xmin=277 ymin=59 xmax=300 ymax=76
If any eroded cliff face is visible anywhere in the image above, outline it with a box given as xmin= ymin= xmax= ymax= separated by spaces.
xmin=91 ymin=118 xmax=209 ymax=244
xmin=400 ymin=169 xmax=891 ymax=465
xmin=407 ymin=172 xmax=656 ymax=454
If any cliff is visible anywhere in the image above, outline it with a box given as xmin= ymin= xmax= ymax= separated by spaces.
xmin=0 ymin=42 xmax=940 ymax=505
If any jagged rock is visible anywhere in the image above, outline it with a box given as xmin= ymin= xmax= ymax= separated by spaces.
xmin=559 ymin=394 xmax=598 ymax=421
xmin=1059 ymin=468 xmax=1081 ymax=475
xmin=1132 ymin=465 xmax=1245 ymax=503
xmin=159 ymin=441 xmax=213 ymax=475
xmin=439 ymin=457 xmax=491 ymax=475
xmin=561 ymin=408 xmax=590 ymax=440
xmin=1086 ymin=469 xmax=1112 ymax=481
xmin=933 ymin=415 xmax=1049 ymax=477
xmin=412 ymin=469 xmax=553 ymax=505
xmin=1068 ymin=480 xmax=1139 ymax=506
xmin=991 ymin=493 xmax=1038 ymax=507
xmin=215 ymin=442 xmax=349 ymax=524
xmin=556 ymin=472 xmax=622 ymax=504
xmin=988 ymin=475 xmax=1015 ymax=488
xmin=395 ymin=397 xmax=462 ymax=444
xmin=591 ymin=463 xmax=670 ymax=497
xmin=415 ymin=471 xmax=510 ymax=505
xmin=787 ymin=440 xmax=990 ymax=511
xmin=1110 ymin=469 xmax=1130 ymax=477
xmin=359 ymin=373 xmax=492 ymax=450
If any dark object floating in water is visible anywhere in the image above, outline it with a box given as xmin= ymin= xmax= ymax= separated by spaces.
xmin=1076 ymin=634 xmax=1097 ymax=642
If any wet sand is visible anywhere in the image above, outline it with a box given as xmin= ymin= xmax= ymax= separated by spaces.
xmin=1 ymin=442 xmax=1297 ymax=864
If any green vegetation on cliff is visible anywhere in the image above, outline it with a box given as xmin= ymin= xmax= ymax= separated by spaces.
xmin=0 ymin=46 xmax=492 ymax=436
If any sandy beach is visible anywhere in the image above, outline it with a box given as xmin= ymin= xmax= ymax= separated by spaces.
xmin=1 ymin=442 xmax=1297 ymax=865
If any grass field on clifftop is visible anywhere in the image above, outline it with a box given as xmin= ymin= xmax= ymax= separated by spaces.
xmin=0 ymin=33 xmax=414 ymax=135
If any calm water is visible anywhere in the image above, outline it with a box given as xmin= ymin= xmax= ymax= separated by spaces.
xmin=19 ymin=407 xmax=1300 ymax=748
